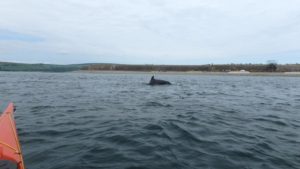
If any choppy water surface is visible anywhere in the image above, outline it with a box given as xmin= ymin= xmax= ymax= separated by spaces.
xmin=0 ymin=72 xmax=300 ymax=169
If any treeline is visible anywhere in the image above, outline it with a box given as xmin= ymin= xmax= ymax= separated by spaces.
xmin=0 ymin=62 xmax=83 ymax=72
xmin=1 ymin=62 xmax=300 ymax=72
xmin=82 ymin=63 xmax=300 ymax=72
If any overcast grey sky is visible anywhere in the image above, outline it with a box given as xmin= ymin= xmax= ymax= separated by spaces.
xmin=0 ymin=0 xmax=300 ymax=64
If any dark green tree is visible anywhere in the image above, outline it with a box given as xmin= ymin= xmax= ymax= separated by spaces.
xmin=266 ymin=60 xmax=277 ymax=72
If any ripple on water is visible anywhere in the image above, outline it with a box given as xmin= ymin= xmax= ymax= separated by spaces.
xmin=143 ymin=101 xmax=172 ymax=107
xmin=253 ymin=117 xmax=288 ymax=127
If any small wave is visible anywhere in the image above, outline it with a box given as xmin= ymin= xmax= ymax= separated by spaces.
xmin=256 ymin=125 xmax=279 ymax=132
xmin=228 ymin=130 xmax=258 ymax=140
xmin=254 ymin=117 xmax=288 ymax=127
xmin=143 ymin=124 xmax=163 ymax=131
xmin=227 ymin=149 xmax=262 ymax=162
xmin=264 ymin=114 xmax=281 ymax=119
xmin=163 ymin=121 xmax=220 ymax=149
xmin=21 ymin=138 xmax=49 ymax=145
xmin=106 ymin=135 xmax=142 ymax=147
xmin=144 ymin=101 xmax=172 ymax=107
xmin=31 ymin=105 xmax=54 ymax=112
xmin=256 ymin=142 xmax=275 ymax=151
xmin=32 ymin=128 xmax=87 ymax=137
xmin=223 ymin=109 xmax=239 ymax=114
xmin=125 ymin=166 xmax=150 ymax=169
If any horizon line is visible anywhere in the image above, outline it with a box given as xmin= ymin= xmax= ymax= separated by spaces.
xmin=1 ymin=61 xmax=299 ymax=66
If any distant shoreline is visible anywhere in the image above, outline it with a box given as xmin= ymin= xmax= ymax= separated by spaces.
xmin=77 ymin=70 xmax=300 ymax=76
xmin=1 ymin=62 xmax=300 ymax=75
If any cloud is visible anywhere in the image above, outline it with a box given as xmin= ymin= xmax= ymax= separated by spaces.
xmin=0 ymin=29 xmax=43 ymax=42
xmin=0 ymin=0 xmax=300 ymax=64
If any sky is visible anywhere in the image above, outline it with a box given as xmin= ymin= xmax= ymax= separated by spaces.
xmin=0 ymin=0 xmax=300 ymax=65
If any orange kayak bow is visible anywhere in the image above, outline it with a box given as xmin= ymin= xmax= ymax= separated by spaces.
xmin=0 ymin=103 xmax=25 ymax=169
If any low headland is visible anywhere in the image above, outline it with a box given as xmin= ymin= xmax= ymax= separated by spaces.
xmin=1 ymin=62 xmax=300 ymax=76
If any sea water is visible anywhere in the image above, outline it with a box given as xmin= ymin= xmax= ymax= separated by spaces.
xmin=0 ymin=72 xmax=299 ymax=169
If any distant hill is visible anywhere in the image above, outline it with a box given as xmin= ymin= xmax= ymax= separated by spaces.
xmin=0 ymin=62 xmax=84 ymax=72
xmin=0 ymin=62 xmax=300 ymax=72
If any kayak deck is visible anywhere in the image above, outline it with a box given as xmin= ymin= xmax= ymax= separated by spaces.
xmin=0 ymin=103 xmax=25 ymax=169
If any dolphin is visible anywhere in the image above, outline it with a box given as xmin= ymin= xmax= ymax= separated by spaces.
xmin=149 ymin=76 xmax=171 ymax=85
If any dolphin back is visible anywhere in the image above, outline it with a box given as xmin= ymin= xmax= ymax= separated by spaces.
xmin=149 ymin=78 xmax=171 ymax=85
